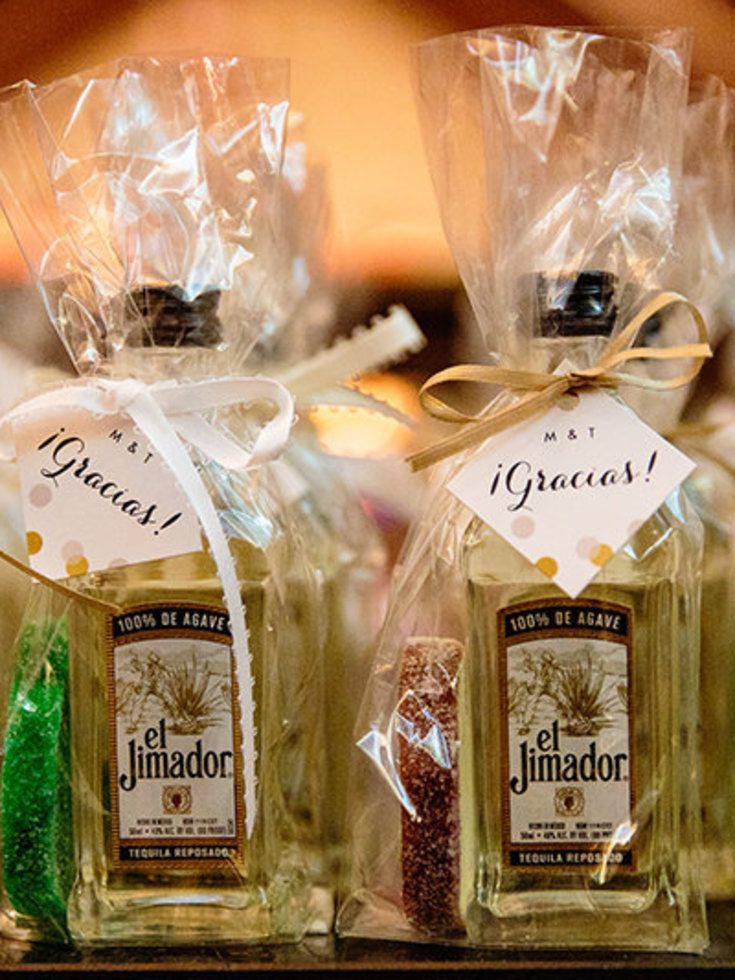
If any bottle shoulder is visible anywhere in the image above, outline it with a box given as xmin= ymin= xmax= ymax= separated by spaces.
xmin=80 ymin=536 xmax=271 ymax=596
xmin=464 ymin=486 xmax=702 ymax=588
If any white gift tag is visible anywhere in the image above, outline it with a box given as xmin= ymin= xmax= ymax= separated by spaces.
xmin=14 ymin=409 xmax=202 ymax=580
xmin=448 ymin=390 xmax=695 ymax=597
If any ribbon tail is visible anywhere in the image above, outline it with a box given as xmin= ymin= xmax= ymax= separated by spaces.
xmin=170 ymin=415 xmax=256 ymax=471
xmin=408 ymin=384 xmax=566 ymax=471
xmin=124 ymin=392 xmax=259 ymax=839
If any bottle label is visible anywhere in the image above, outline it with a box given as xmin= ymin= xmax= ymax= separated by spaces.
xmin=498 ymin=598 xmax=636 ymax=872
xmin=107 ymin=603 xmax=244 ymax=869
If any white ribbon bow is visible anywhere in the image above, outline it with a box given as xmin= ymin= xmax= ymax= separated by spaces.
xmin=0 ymin=374 xmax=295 ymax=839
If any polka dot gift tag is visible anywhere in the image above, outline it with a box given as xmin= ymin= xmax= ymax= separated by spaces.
xmin=447 ymin=389 xmax=695 ymax=597
xmin=13 ymin=408 xmax=201 ymax=580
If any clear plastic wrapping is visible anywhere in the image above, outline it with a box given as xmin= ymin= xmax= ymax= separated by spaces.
xmin=670 ymin=77 xmax=735 ymax=899
xmin=276 ymin=438 xmax=388 ymax=895
xmin=0 ymin=57 xmax=325 ymax=946
xmin=412 ymin=27 xmax=690 ymax=363
xmin=252 ymin=114 xmax=333 ymax=366
xmin=0 ymin=57 xmax=289 ymax=376
xmin=0 ymin=589 xmax=72 ymax=942
xmin=242 ymin=125 xmax=389 ymax=914
xmin=674 ymin=77 xmax=735 ymax=339
xmin=339 ymin=27 xmax=707 ymax=952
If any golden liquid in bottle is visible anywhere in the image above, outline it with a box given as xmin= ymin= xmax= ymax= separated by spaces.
xmin=64 ymin=342 xmax=317 ymax=944
xmin=462 ymin=494 xmax=705 ymax=948
xmin=686 ymin=457 xmax=735 ymax=899
xmin=270 ymin=449 xmax=387 ymax=928
xmin=67 ymin=530 xmax=317 ymax=945
xmin=458 ymin=336 xmax=706 ymax=949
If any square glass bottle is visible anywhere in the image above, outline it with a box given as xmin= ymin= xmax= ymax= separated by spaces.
xmin=66 ymin=288 xmax=319 ymax=945
xmin=0 ymin=56 xmax=329 ymax=945
xmin=339 ymin=27 xmax=708 ymax=951
xmin=461 ymin=273 xmax=706 ymax=948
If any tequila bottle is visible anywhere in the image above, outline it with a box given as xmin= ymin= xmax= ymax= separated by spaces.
xmin=462 ymin=273 xmax=706 ymax=950
xmin=285 ymin=440 xmax=387 ymax=888
xmin=681 ymin=448 xmax=735 ymax=898
xmin=264 ymin=435 xmax=387 ymax=925
xmin=66 ymin=288 xmax=316 ymax=945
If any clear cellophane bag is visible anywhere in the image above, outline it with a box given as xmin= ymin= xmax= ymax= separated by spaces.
xmin=339 ymin=27 xmax=708 ymax=952
xmin=0 ymin=57 xmax=325 ymax=944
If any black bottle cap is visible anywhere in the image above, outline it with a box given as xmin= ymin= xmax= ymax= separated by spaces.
xmin=126 ymin=286 xmax=223 ymax=348
xmin=535 ymin=271 xmax=618 ymax=337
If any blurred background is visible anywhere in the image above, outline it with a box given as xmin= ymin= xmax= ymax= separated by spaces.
xmin=0 ymin=0 xmax=732 ymax=376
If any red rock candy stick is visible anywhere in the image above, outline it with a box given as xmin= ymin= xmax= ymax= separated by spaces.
xmin=398 ymin=636 xmax=464 ymax=935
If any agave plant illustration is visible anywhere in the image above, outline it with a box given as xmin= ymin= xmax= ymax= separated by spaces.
xmin=508 ymin=677 xmax=537 ymax=735
xmin=117 ymin=651 xmax=166 ymax=733
xmin=509 ymin=649 xmax=565 ymax=734
xmin=117 ymin=649 xmax=226 ymax=735
xmin=552 ymin=649 xmax=612 ymax=736
xmin=156 ymin=655 xmax=224 ymax=735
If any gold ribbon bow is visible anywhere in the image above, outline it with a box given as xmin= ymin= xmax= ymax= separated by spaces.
xmin=408 ymin=291 xmax=711 ymax=471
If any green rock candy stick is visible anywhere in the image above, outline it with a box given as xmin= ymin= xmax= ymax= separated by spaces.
xmin=1 ymin=617 xmax=72 ymax=929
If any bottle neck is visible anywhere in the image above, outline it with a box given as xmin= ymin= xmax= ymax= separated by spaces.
xmin=109 ymin=286 xmax=226 ymax=381
xmin=109 ymin=345 xmax=226 ymax=382
xmin=529 ymin=333 xmax=687 ymax=433
xmin=527 ymin=334 xmax=609 ymax=374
